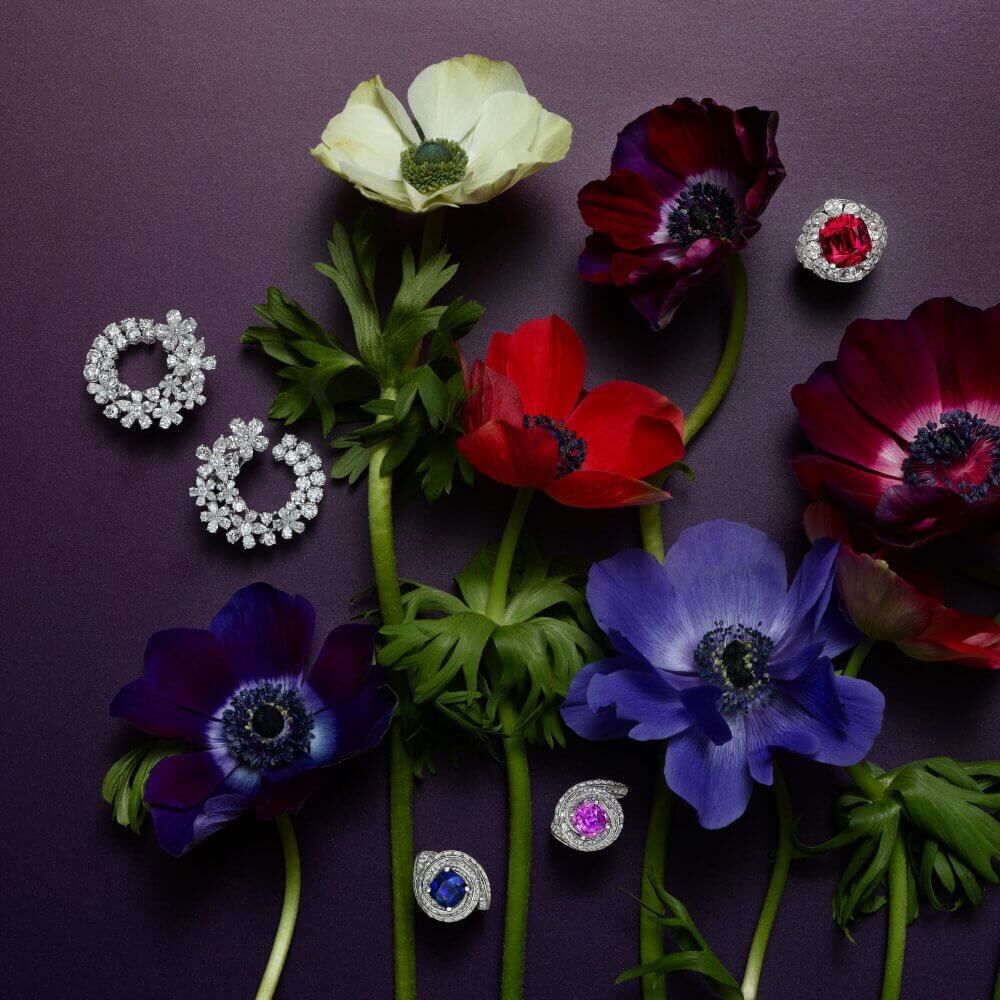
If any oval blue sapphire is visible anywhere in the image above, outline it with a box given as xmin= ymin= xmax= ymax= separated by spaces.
xmin=429 ymin=869 xmax=467 ymax=908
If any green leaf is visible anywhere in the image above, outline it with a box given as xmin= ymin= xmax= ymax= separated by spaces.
xmin=102 ymin=739 xmax=188 ymax=834
xmin=616 ymin=881 xmax=740 ymax=991
xmin=242 ymin=287 xmax=332 ymax=366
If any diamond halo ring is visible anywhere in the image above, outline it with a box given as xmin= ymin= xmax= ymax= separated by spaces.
xmin=796 ymin=199 xmax=887 ymax=282
xmin=413 ymin=850 xmax=491 ymax=923
xmin=551 ymin=779 xmax=628 ymax=852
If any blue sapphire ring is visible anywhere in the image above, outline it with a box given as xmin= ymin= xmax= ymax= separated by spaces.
xmin=413 ymin=850 xmax=491 ymax=923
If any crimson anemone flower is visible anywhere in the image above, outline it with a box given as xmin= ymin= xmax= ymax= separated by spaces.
xmin=577 ymin=98 xmax=784 ymax=329
xmin=793 ymin=298 xmax=1000 ymax=546
xmin=456 ymin=315 xmax=685 ymax=507
xmin=806 ymin=502 xmax=1000 ymax=669
xmin=110 ymin=583 xmax=396 ymax=855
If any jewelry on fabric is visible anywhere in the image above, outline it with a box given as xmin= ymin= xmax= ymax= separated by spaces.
xmin=413 ymin=850 xmax=491 ymax=922
xmin=191 ymin=420 xmax=325 ymax=549
xmin=796 ymin=199 xmax=887 ymax=282
xmin=84 ymin=311 xmax=214 ymax=428
xmin=550 ymin=779 xmax=628 ymax=851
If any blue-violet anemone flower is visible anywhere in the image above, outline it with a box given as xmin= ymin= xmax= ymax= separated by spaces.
xmin=110 ymin=583 xmax=396 ymax=855
xmin=561 ymin=521 xmax=884 ymax=828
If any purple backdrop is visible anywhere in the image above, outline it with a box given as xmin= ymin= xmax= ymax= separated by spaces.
xmin=3 ymin=1 xmax=999 ymax=998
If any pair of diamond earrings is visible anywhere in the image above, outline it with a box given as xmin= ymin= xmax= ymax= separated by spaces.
xmin=83 ymin=311 xmax=325 ymax=549
xmin=414 ymin=779 xmax=628 ymax=923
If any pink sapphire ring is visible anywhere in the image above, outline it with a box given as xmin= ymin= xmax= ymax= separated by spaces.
xmin=796 ymin=199 xmax=887 ymax=282
xmin=551 ymin=779 xmax=627 ymax=851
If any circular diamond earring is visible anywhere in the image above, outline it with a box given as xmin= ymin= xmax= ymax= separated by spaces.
xmin=84 ymin=311 xmax=214 ymax=428
xmin=796 ymin=199 xmax=887 ymax=282
xmin=191 ymin=420 xmax=324 ymax=549
xmin=413 ymin=850 xmax=491 ymax=922
xmin=551 ymin=779 xmax=628 ymax=851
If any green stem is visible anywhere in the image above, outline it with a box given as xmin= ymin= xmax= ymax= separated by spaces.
xmin=255 ymin=814 xmax=301 ymax=1000
xmin=844 ymin=638 xmax=875 ymax=678
xmin=485 ymin=489 xmax=535 ymax=1000
xmin=369 ymin=386 xmax=416 ymax=1000
xmin=639 ymin=771 xmax=673 ymax=1000
xmin=635 ymin=252 xmax=750 ymax=995
xmin=683 ymin=253 xmax=748 ymax=446
xmin=418 ymin=209 xmax=446 ymax=267
xmin=486 ymin=488 xmax=534 ymax=621
xmin=740 ymin=766 xmax=794 ymax=1000
xmin=880 ymin=835 xmax=908 ymax=1000
xmin=500 ymin=701 xmax=533 ymax=1000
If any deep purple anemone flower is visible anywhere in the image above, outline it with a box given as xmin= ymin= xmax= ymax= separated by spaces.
xmin=111 ymin=583 xmax=395 ymax=855
xmin=561 ymin=521 xmax=884 ymax=829
xmin=578 ymin=99 xmax=784 ymax=329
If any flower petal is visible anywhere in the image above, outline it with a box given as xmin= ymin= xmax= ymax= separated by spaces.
xmin=145 ymin=749 xmax=236 ymax=810
xmin=662 ymin=520 xmax=789 ymax=636
xmin=209 ymin=583 xmax=315 ymax=684
xmin=835 ymin=548 xmax=932 ymax=642
xmin=586 ymin=548 xmax=701 ymax=672
xmin=407 ymin=57 xmax=483 ymax=141
xmin=805 ymin=675 xmax=884 ymax=766
xmin=665 ymin=720 xmax=753 ymax=829
xmin=456 ymin=421 xmax=558 ymax=489
xmin=578 ymin=170 xmax=668 ymax=250
xmin=312 ymin=101 xmax=409 ymax=179
xmin=465 ymin=91 xmax=542 ymax=181
xmin=791 ymin=454 xmax=897 ymax=515
xmin=568 ymin=381 xmax=685 ymax=478
xmin=463 ymin=360 xmax=523 ymax=430
xmin=142 ymin=628 xmax=237 ymax=717
xmin=587 ymin=663 xmax=693 ymax=741
xmin=544 ymin=470 xmax=669 ymax=508
xmin=778 ymin=656 xmax=847 ymax=733
xmin=310 ymin=677 xmax=396 ymax=765
xmin=149 ymin=779 xmax=258 ymax=857
xmin=561 ymin=657 xmax=637 ymax=741
xmin=485 ymin=316 xmax=585 ymax=419
xmin=304 ymin=623 xmax=378 ymax=705
xmin=792 ymin=362 xmax=907 ymax=476
xmin=110 ymin=678 xmax=217 ymax=745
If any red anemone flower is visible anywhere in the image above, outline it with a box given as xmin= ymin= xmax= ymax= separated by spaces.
xmin=457 ymin=316 xmax=684 ymax=508
xmin=793 ymin=298 xmax=1000 ymax=546
xmin=806 ymin=502 xmax=1000 ymax=670
xmin=578 ymin=98 xmax=784 ymax=329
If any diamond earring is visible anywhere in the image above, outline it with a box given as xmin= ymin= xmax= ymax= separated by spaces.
xmin=84 ymin=311 xmax=213 ymax=428
xmin=191 ymin=420 xmax=324 ymax=549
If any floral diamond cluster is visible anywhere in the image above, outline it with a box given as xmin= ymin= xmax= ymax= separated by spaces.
xmin=191 ymin=420 xmax=325 ymax=549
xmin=83 ymin=310 xmax=214 ymax=429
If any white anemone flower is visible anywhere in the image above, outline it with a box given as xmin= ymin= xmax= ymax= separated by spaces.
xmin=311 ymin=54 xmax=573 ymax=213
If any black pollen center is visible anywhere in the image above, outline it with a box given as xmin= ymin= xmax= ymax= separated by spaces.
xmin=251 ymin=704 xmax=285 ymax=739
xmin=721 ymin=640 xmax=756 ymax=689
xmin=667 ymin=181 xmax=739 ymax=248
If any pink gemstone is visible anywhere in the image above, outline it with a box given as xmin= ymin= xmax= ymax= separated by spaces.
xmin=571 ymin=799 xmax=609 ymax=839
xmin=818 ymin=214 xmax=872 ymax=268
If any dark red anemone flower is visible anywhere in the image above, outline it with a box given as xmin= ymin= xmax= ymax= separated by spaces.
xmin=806 ymin=503 xmax=1000 ymax=670
xmin=577 ymin=98 xmax=784 ymax=329
xmin=793 ymin=298 xmax=1000 ymax=547
xmin=456 ymin=316 xmax=684 ymax=507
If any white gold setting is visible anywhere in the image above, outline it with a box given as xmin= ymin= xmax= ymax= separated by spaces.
xmin=551 ymin=779 xmax=628 ymax=852
xmin=413 ymin=850 xmax=491 ymax=923
xmin=84 ymin=311 xmax=214 ymax=428
xmin=191 ymin=420 xmax=325 ymax=549
xmin=796 ymin=199 xmax=887 ymax=282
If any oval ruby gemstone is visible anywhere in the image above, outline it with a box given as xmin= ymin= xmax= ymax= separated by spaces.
xmin=818 ymin=213 xmax=872 ymax=267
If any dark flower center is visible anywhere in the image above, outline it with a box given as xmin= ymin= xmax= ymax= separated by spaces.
xmin=667 ymin=182 xmax=739 ymax=248
xmin=222 ymin=682 xmax=314 ymax=770
xmin=902 ymin=409 xmax=1000 ymax=502
xmin=400 ymin=138 xmax=468 ymax=194
xmin=522 ymin=414 xmax=587 ymax=478
xmin=694 ymin=622 xmax=773 ymax=714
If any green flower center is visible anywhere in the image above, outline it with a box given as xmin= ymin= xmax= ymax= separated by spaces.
xmin=401 ymin=138 xmax=468 ymax=194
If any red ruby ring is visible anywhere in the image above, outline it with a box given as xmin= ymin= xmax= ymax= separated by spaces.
xmin=796 ymin=199 xmax=887 ymax=282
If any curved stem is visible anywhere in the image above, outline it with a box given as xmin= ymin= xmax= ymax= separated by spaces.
xmin=880 ymin=834 xmax=908 ymax=1000
xmin=486 ymin=488 xmax=534 ymax=621
xmin=844 ymin=638 xmax=876 ymax=678
xmin=255 ymin=814 xmax=301 ymax=1000
xmin=683 ymin=253 xmax=748 ymax=446
xmin=369 ymin=387 xmax=417 ymax=1000
xmin=500 ymin=701 xmax=533 ymax=1000
xmin=740 ymin=765 xmax=794 ymax=1000
xmin=639 ymin=771 xmax=673 ymax=1000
